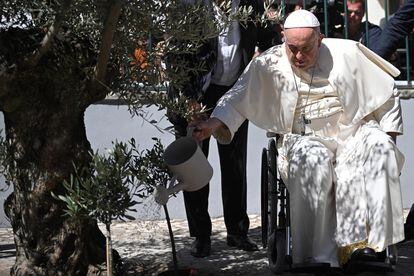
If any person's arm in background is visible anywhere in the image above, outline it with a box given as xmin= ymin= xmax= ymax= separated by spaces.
xmin=371 ymin=0 xmax=414 ymax=60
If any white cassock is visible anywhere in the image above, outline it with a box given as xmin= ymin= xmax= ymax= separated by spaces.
xmin=210 ymin=38 xmax=405 ymax=267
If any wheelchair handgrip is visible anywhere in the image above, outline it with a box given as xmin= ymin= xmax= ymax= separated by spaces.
xmin=266 ymin=132 xmax=277 ymax=138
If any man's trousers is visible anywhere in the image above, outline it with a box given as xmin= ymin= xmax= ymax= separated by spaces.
xmin=175 ymin=84 xmax=250 ymax=238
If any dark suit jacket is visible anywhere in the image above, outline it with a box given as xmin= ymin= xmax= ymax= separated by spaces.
xmin=167 ymin=0 xmax=273 ymax=126
xmin=334 ymin=21 xmax=381 ymax=49
xmin=238 ymin=0 xmax=273 ymax=68
xmin=355 ymin=22 xmax=382 ymax=48
xmin=371 ymin=0 xmax=414 ymax=60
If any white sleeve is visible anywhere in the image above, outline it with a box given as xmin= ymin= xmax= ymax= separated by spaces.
xmin=211 ymin=102 xmax=246 ymax=144
xmin=373 ymin=87 xmax=403 ymax=135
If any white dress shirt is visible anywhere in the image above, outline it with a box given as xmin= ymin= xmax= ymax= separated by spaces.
xmin=211 ymin=0 xmax=242 ymax=86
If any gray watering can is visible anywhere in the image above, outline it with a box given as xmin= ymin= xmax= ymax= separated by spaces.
xmin=154 ymin=136 xmax=213 ymax=205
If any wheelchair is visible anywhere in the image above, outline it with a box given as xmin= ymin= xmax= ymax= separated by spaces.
xmin=260 ymin=133 xmax=398 ymax=275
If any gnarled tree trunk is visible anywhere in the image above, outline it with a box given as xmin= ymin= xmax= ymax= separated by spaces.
xmin=0 ymin=28 xmax=120 ymax=275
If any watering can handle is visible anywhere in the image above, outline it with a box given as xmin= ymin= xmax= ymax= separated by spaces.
xmin=167 ymin=175 xmax=178 ymax=189
xmin=167 ymin=181 xmax=185 ymax=194
xmin=187 ymin=127 xmax=195 ymax=137
xmin=166 ymin=175 xmax=185 ymax=194
xmin=187 ymin=126 xmax=202 ymax=146
xmin=154 ymin=176 xmax=183 ymax=205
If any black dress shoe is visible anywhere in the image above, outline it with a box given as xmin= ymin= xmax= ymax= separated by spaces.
xmin=350 ymin=247 xmax=378 ymax=262
xmin=227 ymin=234 xmax=259 ymax=251
xmin=190 ymin=237 xmax=211 ymax=258
xmin=344 ymin=247 xmax=392 ymax=273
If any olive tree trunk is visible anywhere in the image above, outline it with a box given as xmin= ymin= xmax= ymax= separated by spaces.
xmin=0 ymin=28 xmax=119 ymax=275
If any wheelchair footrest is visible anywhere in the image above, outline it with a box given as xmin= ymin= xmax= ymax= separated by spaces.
xmin=290 ymin=262 xmax=331 ymax=273
xmin=344 ymin=260 xmax=394 ymax=273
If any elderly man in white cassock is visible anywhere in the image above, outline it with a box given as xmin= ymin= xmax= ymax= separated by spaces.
xmin=191 ymin=9 xmax=405 ymax=267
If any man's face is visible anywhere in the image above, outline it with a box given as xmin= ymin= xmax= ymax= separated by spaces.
xmin=283 ymin=28 xmax=322 ymax=70
xmin=347 ymin=1 xmax=364 ymax=28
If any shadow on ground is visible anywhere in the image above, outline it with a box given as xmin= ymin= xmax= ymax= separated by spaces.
xmin=1 ymin=215 xmax=413 ymax=276
xmin=116 ymin=216 xmax=414 ymax=276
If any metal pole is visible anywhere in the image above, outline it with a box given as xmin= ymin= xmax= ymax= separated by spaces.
xmin=384 ymin=0 xmax=388 ymax=22
xmin=106 ymin=224 xmax=113 ymax=276
xmin=406 ymin=36 xmax=412 ymax=82
xmin=344 ymin=0 xmax=349 ymax=39
xmin=323 ymin=0 xmax=329 ymax=36
xmin=364 ymin=0 xmax=369 ymax=48
xmin=163 ymin=204 xmax=179 ymax=275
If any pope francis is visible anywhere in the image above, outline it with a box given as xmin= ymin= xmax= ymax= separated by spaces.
xmin=191 ymin=9 xmax=405 ymax=267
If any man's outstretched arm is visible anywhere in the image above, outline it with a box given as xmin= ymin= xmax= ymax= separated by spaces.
xmin=372 ymin=0 xmax=414 ymax=60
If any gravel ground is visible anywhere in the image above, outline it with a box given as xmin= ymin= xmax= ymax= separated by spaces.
xmin=0 ymin=213 xmax=413 ymax=276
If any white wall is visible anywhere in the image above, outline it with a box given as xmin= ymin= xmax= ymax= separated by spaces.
xmin=0 ymin=105 xmax=267 ymax=224
xmin=83 ymin=104 xmax=268 ymax=221
xmin=399 ymin=100 xmax=414 ymax=208
xmin=367 ymin=0 xmax=387 ymax=27
xmin=0 ymin=116 xmax=10 ymax=227
xmin=1 ymin=99 xmax=414 ymax=226
xmin=83 ymin=102 xmax=414 ymax=219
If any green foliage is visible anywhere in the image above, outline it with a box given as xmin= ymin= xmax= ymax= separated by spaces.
xmin=54 ymin=138 xmax=171 ymax=225
xmin=0 ymin=0 xmax=280 ymax=127
xmin=112 ymin=0 xmax=268 ymax=124
xmin=0 ymin=0 xmax=284 ymax=229
xmin=114 ymin=1 xmax=223 ymax=122
xmin=54 ymin=140 xmax=137 ymax=225
xmin=0 ymin=0 xmax=105 ymax=48
xmin=130 ymin=137 xmax=171 ymax=193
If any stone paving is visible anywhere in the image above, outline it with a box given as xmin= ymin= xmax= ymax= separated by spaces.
xmin=0 ymin=214 xmax=413 ymax=276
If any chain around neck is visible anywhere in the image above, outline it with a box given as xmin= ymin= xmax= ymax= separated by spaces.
xmin=291 ymin=65 xmax=316 ymax=115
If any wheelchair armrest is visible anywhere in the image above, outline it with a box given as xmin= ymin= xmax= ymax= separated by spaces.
xmin=266 ymin=132 xmax=278 ymax=138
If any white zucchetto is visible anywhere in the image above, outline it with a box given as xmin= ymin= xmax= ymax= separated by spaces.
xmin=284 ymin=9 xmax=320 ymax=29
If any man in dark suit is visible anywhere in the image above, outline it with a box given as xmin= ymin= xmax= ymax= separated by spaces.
xmin=345 ymin=0 xmax=382 ymax=47
xmin=167 ymin=0 xmax=273 ymax=258
xmin=371 ymin=0 xmax=414 ymax=60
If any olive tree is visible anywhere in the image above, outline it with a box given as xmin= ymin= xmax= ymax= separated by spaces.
xmin=0 ymin=0 xmax=274 ymax=274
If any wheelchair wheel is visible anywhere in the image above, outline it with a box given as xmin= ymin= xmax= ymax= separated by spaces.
xmin=267 ymin=229 xmax=289 ymax=274
xmin=261 ymin=139 xmax=278 ymax=248
xmin=261 ymin=148 xmax=269 ymax=247
xmin=267 ymin=138 xmax=278 ymax=235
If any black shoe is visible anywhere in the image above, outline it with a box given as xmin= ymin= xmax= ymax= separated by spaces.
xmin=190 ymin=237 xmax=211 ymax=258
xmin=344 ymin=247 xmax=392 ymax=273
xmin=227 ymin=234 xmax=259 ymax=251
xmin=349 ymin=247 xmax=378 ymax=262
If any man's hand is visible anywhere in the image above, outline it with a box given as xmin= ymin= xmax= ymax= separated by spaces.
xmin=189 ymin=118 xmax=224 ymax=143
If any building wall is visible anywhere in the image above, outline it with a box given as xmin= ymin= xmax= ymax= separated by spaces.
xmin=1 ymin=100 xmax=414 ymax=226
xmin=367 ymin=0 xmax=386 ymax=27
